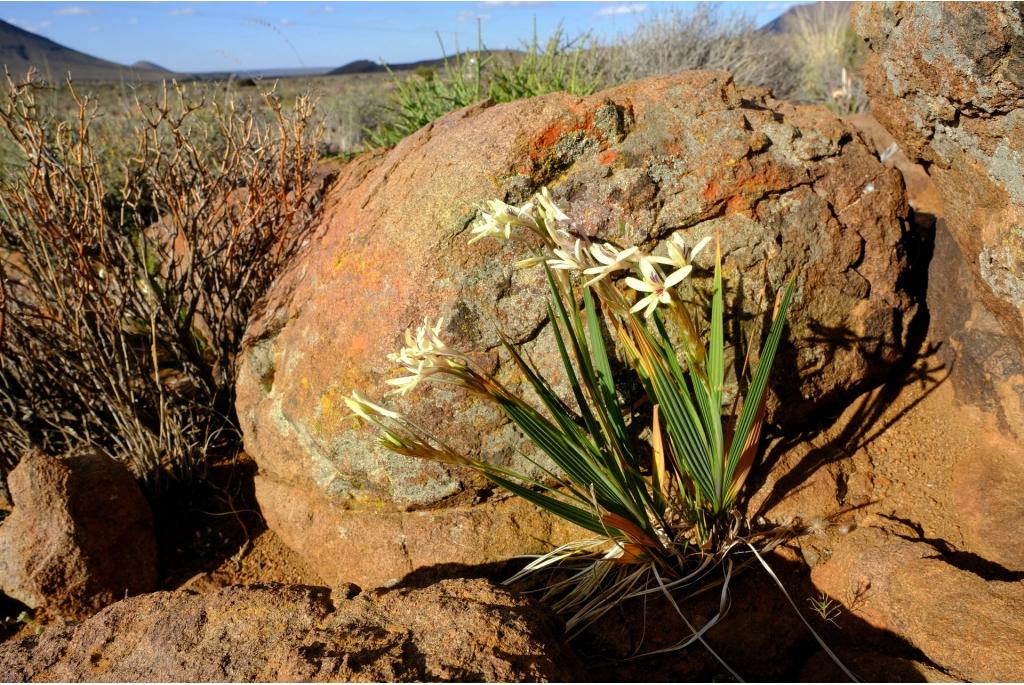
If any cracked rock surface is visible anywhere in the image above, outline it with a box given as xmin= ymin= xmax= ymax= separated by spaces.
xmin=235 ymin=71 xmax=918 ymax=587
xmin=0 ymin=579 xmax=581 ymax=682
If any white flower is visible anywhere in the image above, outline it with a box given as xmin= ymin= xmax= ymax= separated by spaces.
xmin=384 ymin=317 xmax=468 ymax=396
xmin=645 ymin=233 xmax=709 ymax=287
xmin=384 ymin=360 xmax=432 ymax=396
xmin=388 ymin=317 xmax=445 ymax=365
xmin=582 ymin=242 xmax=639 ymax=286
xmin=513 ymin=255 xmax=548 ymax=270
xmin=468 ymin=199 xmax=539 ymax=244
xmin=547 ymin=238 xmax=585 ymax=271
xmin=534 ymin=187 xmax=568 ymax=224
xmin=667 ymin=233 xmax=712 ymax=267
xmin=624 ymin=257 xmax=690 ymax=318
xmin=345 ymin=391 xmax=402 ymax=422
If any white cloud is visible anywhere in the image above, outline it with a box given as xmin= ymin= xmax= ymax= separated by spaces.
xmin=88 ymin=25 xmax=100 ymax=32
xmin=56 ymin=6 xmax=95 ymax=16
xmin=305 ymin=4 xmax=335 ymax=15
xmin=168 ymin=7 xmax=195 ymax=17
xmin=279 ymin=18 xmax=293 ymax=26
xmin=128 ymin=16 xmax=138 ymax=25
xmin=8 ymin=17 xmax=52 ymax=32
xmin=457 ymin=11 xmax=490 ymax=21
xmin=595 ymin=3 xmax=647 ymax=17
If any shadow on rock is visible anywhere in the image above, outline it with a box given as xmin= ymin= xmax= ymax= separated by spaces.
xmin=751 ymin=337 xmax=950 ymax=521
xmin=881 ymin=513 xmax=1024 ymax=583
xmin=390 ymin=549 xmax=950 ymax=682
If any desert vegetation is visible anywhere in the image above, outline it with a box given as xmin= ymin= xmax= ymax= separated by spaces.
xmin=0 ymin=3 xmax=866 ymax=493
xmin=0 ymin=74 xmax=324 ymax=492
xmin=366 ymin=6 xmax=866 ymax=148
xmin=345 ymin=189 xmax=863 ymax=674
xmin=6 ymin=2 xmax=1017 ymax=682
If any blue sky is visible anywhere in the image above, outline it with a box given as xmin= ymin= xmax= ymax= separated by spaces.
xmin=0 ymin=1 xmax=807 ymax=73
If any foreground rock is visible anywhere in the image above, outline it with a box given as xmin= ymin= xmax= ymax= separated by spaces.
xmin=854 ymin=2 xmax=1024 ymax=439
xmin=748 ymin=357 xmax=1024 ymax=682
xmin=0 ymin=579 xmax=581 ymax=682
xmin=0 ymin=451 xmax=157 ymax=619
xmin=811 ymin=526 xmax=1024 ymax=682
xmin=236 ymin=70 xmax=918 ymax=586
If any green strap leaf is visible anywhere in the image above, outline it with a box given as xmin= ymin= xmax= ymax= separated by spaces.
xmin=725 ymin=275 xmax=796 ymax=486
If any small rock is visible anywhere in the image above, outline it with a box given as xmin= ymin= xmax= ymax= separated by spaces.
xmin=0 ymin=579 xmax=583 ymax=682
xmin=0 ymin=450 xmax=157 ymax=619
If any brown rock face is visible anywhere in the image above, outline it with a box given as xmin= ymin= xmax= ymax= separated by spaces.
xmin=236 ymin=71 xmax=917 ymax=587
xmin=0 ymin=451 xmax=157 ymax=619
xmin=0 ymin=580 xmax=581 ymax=682
xmin=747 ymin=351 xmax=1024 ymax=682
xmin=811 ymin=527 xmax=1024 ymax=683
xmin=853 ymin=2 xmax=1024 ymax=438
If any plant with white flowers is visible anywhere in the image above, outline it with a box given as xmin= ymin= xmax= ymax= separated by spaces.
xmin=347 ymin=188 xmax=854 ymax=677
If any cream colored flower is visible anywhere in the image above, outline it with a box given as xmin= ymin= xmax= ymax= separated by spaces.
xmin=345 ymin=391 xmax=402 ymax=422
xmin=468 ymin=199 xmax=539 ymax=244
xmin=547 ymin=239 xmax=585 ymax=271
xmin=624 ymin=257 xmax=690 ymax=318
xmin=384 ymin=360 xmax=432 ymax=396
xmin=645 ymin=233 xmax=709 ymax=288
xmin=583 ymin=243 xmax=640 ymax=286
xmin=513 ymin=255 xmax=548 ymax=270
xmin=534 ymin=187 xmax=569 ymax=224
xmin=385 ymin=317 xmax=469 ymax=396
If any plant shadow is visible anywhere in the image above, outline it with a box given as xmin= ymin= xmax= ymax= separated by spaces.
xmin=750 ymin=337 xmax=950 ymax=520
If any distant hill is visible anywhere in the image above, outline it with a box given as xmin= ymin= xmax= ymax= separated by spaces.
xmin=329 ymin=50 xmax=522 ymax=76
xmin=131 ymin=60 xmax=170 ymax=72
xmin=331 ymin=59 xmax=385 ymax=75
xmin=0 ymin=19 xmax=176 ymax=81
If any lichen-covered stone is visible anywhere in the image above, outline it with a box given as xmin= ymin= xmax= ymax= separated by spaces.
xmin=236 ymin=71 xmax=917 ymax=587
xmin=854 ymin=1 xmax=1024 ymax=438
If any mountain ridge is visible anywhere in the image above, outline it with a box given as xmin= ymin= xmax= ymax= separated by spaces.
xmin=0 ymin=18 xmax=176 ymax=81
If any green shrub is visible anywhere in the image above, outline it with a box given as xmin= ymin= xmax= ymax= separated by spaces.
xmin=366 ymin=24 xmax=606 ymax=149
xmin=487 ymin=25 xmax=605 ymax=103
xmin=364 ymin=47 xmax=485 ymax=149
xmin=0 ymin=75 xmax=325 ymax=491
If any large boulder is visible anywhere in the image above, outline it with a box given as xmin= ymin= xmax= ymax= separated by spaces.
xmin=0 ymin=451 xmax=157 ymax=619
xmin=853 ymin=2 xmax=1024 ymax=439
xmin=236 ymin=71 xmax=918 ymax=587
xmin=0 ymin=579 xmax=582 ymax=682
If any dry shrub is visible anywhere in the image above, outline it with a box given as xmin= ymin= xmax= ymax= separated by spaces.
xmin=0 ymin=74 xmax=325 ymax=492
xmin=780 ymin=1 xmax=867 ymax=113
xmin=608 ymin=5 xmax=799 ymax=99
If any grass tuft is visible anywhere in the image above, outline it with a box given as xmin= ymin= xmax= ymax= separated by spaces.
xmin=348 ymin=189 xmax=856 ymax=676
